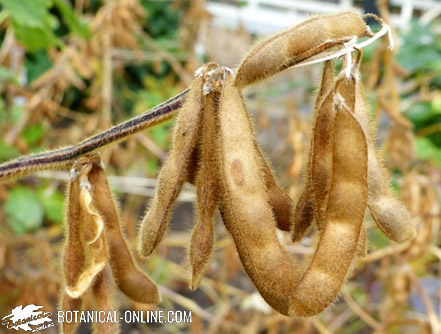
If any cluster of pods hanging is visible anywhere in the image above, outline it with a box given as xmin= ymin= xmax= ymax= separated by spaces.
xmin=61 ymin=11 xmax=416 ymax=322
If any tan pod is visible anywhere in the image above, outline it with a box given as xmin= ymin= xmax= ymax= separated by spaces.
xmin=234 ymin=12 xmax=371 ymax=87
xmin=60 ymin=293 xmax=82 ymax=334
xmin=90 ymin=266 xmax=119 ymax=334
xmin=189 ymin=83 xmax=220 ymax=289
xmin=216 ymin=71 xmax=368 ymax=316
xmin=292 ymin=60 xmax=335 ymax=241
xmin=64 ymin=158 xmax=108 ymax=299
xmin=338 ymin=58 xmax=416 ymax=242
xmin=138 ymin=70 xmax=208 ymax=257
xmin=288 ymin=90 xmax=368 ymax=316
xmin=256 ymin=147 xmax=294 ymax=232
xmin=291 ymin=188 xmax=316 ymax=241
xmin=86 ymin=161 xmax=160 ymax=304
xmin=355 ymin=77 xmax=416 ymax=242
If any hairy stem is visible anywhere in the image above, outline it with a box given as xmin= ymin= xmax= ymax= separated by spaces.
xmin=0 ymin=89 xmax=188 ymax=183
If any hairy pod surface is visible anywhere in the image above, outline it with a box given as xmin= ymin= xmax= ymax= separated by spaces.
xmin=63 ymin=167 xmax=86 ymax=295
xmin=64 ymin=158 xmax=108 ymax=299
xmin=60 ymin=293 xmax=82 ymax=334
xmin=234 ymin=12 xmax=371 ymax=88
xmin=216 ymin=70 xmax=368 ymax=316
xmin=355 ymin=76 xmax=416 ymax=242
xmin=216 ymin=71 xmax=299 ymax=314
xmin=188 ymin=132 xmax=295 ymax=234
xmin=91 ymin=267 xmax=119 ymax=334
xmin=292 ymin=60 xmax=335 ymax=241
xmin=138 ymin=69 xmax=209 ymax=258
xmin=86 ymin=161 xmax=160 ymax=304
xmin=291 ymin=189 xmax=315 ymax=241
xmin=339 ymin=65 xmax=416 ymax=242
xmin=347 ymin=226 xmax=368 ymax=278
xmin=256 ymin=147 xmax=294 ymax=232
xmin=288 ymin=87 xmax=368 ymax=316
xmin=189 ymin=78 xmax=221 ymax=289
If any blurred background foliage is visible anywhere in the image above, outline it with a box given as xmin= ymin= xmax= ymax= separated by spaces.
xmin=0 ymin=0 xmax=441 ymax=333
xmin=0 ymin=0 xmax=189 ymax=233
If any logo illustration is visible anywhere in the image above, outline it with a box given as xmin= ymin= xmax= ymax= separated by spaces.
xmin=2 ymin=304 xmax=54 ymax=332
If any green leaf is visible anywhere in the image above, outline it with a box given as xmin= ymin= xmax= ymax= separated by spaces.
xmin=0 ymin=140 xmax=19 ymax=161
xmin=396 ymin=20 xmax=441 ymax=72
xmin=432 ymin=95 xmax=441 ymax=113
xmin=0 ymin=100 xmax=6 ymax=124
xmin=24 ymin=50 xmax=53 ymax=83
xmin=146 ymin=158 xmax=159 ymax=175
xmin=37 ymin=187 xmax=65 ymax=223
xmin=23 ymin=123 xmax=45 ymax=146
xmin=149 ymin=255 xmax=172 ymax=285
xmin=3 ymin=0 xmax=62 ymax=51
xmin=368 ymin=228 xmax=391 ymax=249
xmin=0 ymin=10 xmax=10 ymax=25
xmin=53 ymin=0 xmax=90 ymax=39
xmin=0 ymin=65 xmax=19 ymax=86
xmin=147 ymin=120 xmax=172 ymax=149
xmin=4 ymin=187 xmax=44 ymax=234
xmin=11 ymin=104 xmax=24 ymax=124
xmin=405 ymin=102 xmax=437 ymax=125
xmin=12 ymin=23 xmax=61 ymax=52
xmin=0 ymin=0 xmax=49 ymax=28
xmin=415 ymin=137 xmax=441 ymax=169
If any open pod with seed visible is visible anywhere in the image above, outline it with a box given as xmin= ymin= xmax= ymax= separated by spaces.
xmin=61 ymin=155 xmax=159 ymax=333
xmin=63 ymin=155 xmax=109 ymax=301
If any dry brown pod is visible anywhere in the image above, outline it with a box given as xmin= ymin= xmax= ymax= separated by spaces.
xmin=216 ymin=69 xmax=368 ymax=316
xmin=63 ymin=165 xmax=86 ymax=299
xmin=216 ymin=69 xmax=298 ymax=313
xmin=234 ymin=11 xmax=372 ymax=88
xmin=90 ymin=266 xmax=119 ymax=334
xmin=188 ymin=73 xmax=293 ymax=290
xmin=291 ymin=189 xmax=315 ymax=241
xmin=138 ymin=64 xmax=218 ymax=258
xmin=347 ymin=226 xmax=368 ymax=278
xmin=187 ymin=67 xmax=293 ymax=288
xmin=61 ymin=156 xmax=109 ymax=333
xmin=256 ymin=147 xmax=294 ymax=232
xmin=187 ymin=67 xmax=296 ymax=287
xmin=289 ymin=84 xmax=368 ymax=316
xmin=341 ymin=53 xmax=416 ymax=242
xmin=292 ymin=60 xmax=335 ymax=241
xmin=63 ymin=157 xmax=108 ymax=299
xmin=189 ymin=73 xmax=222 ymax=289
xmin=60 ymin=293 xmax=82 ymax=334
xmin=292 ymin=62 xmax=369 ymax=275
xmin=85 ymin=158 xmax=160 ymax=304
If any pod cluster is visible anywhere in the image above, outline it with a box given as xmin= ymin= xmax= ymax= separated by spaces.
xmin=61 ymin=155 xmax=159 ymax=334
xmin=58 ymin=12 xmax=416 ymax=326
xmin=137 ymin=51 xmax=415 ymax=318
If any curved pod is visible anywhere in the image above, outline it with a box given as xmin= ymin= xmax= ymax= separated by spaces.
xmin=234 ymin=12 xmax=371 ymax=88
xmin=216 ymin=71 xmax=368 ymax=316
